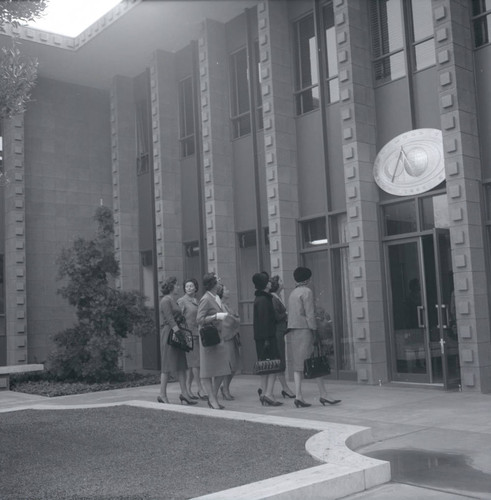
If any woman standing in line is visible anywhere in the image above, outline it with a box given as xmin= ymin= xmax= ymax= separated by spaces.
xmin=178 ymin=278 xmax=206 ymax=400
xmin=196 ymin=273 xmax=231 ymax=410
xmin=269 ymin=275 xmax=295 ymax=399
xmin=218 ymin=284 xmax=241 ymax=400
xmin=252 ymin=272 xmax=282 ymax=407
xmin=287 ymin=267 xmax=341 ymax=408
xmin=158 ymin=276 xmax=197 ymax=406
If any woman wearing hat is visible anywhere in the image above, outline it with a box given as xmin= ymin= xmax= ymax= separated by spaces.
xmin=252 ymin=272 xmax=282 ymax=407
xmin=287 ymin=267 xmax=341 ymax=408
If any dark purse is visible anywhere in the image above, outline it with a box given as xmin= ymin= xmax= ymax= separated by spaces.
xmin=167 ymin=327 xmax=194 ymax=352
xmin=253 ymin=340 xmax=282 ymax=375
xmin=199 ymin=323 xmax=220 ymax=347
xmin=304 ymin=344 xmax=331 ymax=379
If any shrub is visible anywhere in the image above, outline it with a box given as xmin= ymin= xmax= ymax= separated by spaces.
xmin=47 ymin=207 xmax=155 ymax=383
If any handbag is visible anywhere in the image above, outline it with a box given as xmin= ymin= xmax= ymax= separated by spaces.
xmin=303 ymin=345 xmax=331 ymax=379
xmin=199 ymin=323 xmax=221 ymax=347
xmin=167 ymin=327 xmax=194 ymax=352
xmin=253 ymin=340 xmax=282 ymax=375
xmin=253 ymin=358 xmax=282 ymax=375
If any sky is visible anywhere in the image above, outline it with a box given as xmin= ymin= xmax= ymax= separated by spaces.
xmin=26 ymin=0 xmax=122 ymax=37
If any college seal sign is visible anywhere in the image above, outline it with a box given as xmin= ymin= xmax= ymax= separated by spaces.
xmin=373 ymin=128 xmax=445 ymax=196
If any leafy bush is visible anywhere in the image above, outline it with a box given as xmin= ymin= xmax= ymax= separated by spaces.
xmin=47 ymin=207 xmax=155 ymax=383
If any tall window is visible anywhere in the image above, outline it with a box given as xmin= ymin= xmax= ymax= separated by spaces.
xmin=178 ymin=77 xmax=195 ymax=158
xmin=322 ymin=2 xmax=339 ymax=103
xmin=230 ymin=48 xmax=251 ymax=139
xmin=370 ymin=0 xmax=406 ymax=83
xmin=135 ymin=98 xmax=150 ymax=175
xmin=409 ymin=0 xmax=435 ymax=71
xmin=370 ymin=0 xmax=436 ymax=84
xmin=300 ymin=214 xmax=354 ymax=374
xmin=294 ymin=13 xmax=319 ymax=115
xmin=472 ymin=0 xmax=491 ymax=47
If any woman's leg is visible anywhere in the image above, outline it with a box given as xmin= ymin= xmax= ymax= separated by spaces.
xmin=186 ymin=368 xmax=195 ymax=396
xmin=293 ymin=371 xmax=304 ymax=402
xmin=202 ymin=377 xmax=219 ymax=407
xmin=264 ymin=373 xmax=277 ymax=400
xmin=221 ymin=373 xmax=235 ymax=398
xmin=177 ymin=369 xmax=192 ymax=399
xmin=212 ymin=375 xmax=224 ymax=402
xmin=316 ymin=376 xmax=328 ymax=399
xmin=193 ymin=367 xmax=205 ymax=395
xmin=277 ymin=372 xmax=295 ymax=396
xmin=159 ymin=373 xmax=169 ymax=403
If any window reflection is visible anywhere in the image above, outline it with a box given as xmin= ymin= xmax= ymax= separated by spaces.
xmin=383 ymin=200 xmax=417 ymax=236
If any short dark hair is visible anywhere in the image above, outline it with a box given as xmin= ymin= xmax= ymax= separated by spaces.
xmin=202 ymin=272 xmax=217 ymax=291
xmin=269 ymin=275 xmax=280 ymax=293
xmin=161 ymin=276 xmax=177 ymax=295
xmin=184 ymin=278 xmax=199 ymax=293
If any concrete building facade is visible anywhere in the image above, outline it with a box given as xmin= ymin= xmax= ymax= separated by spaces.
xmin=1 ymin=0 xmax=491 ymax=392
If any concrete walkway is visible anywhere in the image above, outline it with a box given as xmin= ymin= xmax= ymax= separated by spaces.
xmin=2 ymin=375 xmax=491 ymax=499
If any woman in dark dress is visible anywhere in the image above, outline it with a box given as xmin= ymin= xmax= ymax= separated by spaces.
xmin=270 ymin=275 xmax=295 ymax=399
xmin=252 ymin=272 xmax=282 ymax=407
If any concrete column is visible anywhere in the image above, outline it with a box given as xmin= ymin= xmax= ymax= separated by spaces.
xmin=433 ymin=0 xmax=491 ymax=392
xmin=150 ymin=50 xmax=183 ymax=289
xmin=198 ymin=19 xmax=237 ymax=299
xmin=110 ymin=75 xmax=142 ymax=371
xmin=257 ymin=0 xmax=299 ymax=297
xmin=3 ymin=115 xmax=28 ymax=365
xmin=335 ymin=0 xmax=386 ymax=385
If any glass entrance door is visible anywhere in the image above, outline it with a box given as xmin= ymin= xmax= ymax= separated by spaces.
xmin=386 ymin=230 xmax=460 ymax=388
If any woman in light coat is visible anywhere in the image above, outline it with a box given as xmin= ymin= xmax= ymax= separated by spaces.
xmin=196 ymin=273 xmax=231 ymax=410
xmin=178 ymin=278 xmax=206 ymax=400
xmin=158 ymin=276 xmax=197 ymax=406
xmin=287 ymin=267 xmax=341 ymax=408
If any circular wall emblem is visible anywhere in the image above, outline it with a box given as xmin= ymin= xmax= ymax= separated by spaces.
xmin=373 ymin=128 xmax=445 ymax=196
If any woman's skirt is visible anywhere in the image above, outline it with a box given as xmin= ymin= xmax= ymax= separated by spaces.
xmin=223 ymin=336 xmax=241 ymax=373
xmin=185 ymin=335 xmax=200 ymax=368
xmin=289 ymin=328 xmax=314 ymax=372
xmin=160 ymin=326 xmax=188 ymax=374
xmin=199 ymin=340 xmax=231 ymax=379
xmin=255 ymin=336 xmax=280 ymax=361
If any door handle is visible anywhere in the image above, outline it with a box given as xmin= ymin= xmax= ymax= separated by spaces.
xmin=441 ymin=304 xmax=449 ymax=329
xmin=435 ymin=304 xmax=440 ymax=328
xmin=417 ymin=305 xmax=424 ymax=328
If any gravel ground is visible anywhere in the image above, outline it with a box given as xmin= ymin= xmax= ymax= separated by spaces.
xmin=0 ymin=405 xmax=319 ymax=499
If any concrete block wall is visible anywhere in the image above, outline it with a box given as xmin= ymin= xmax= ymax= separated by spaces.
xmin=110 ymin=75 xmax=142 ymax=371
xmin=334 ymin=0 xmax=386 ymax=385
xmin=434 ymin=0 xmax=491 ymax=392
xmin=258 ymin=0 xmax=300 ymax=297
xmin=198 ymin=19 xmax=238 ymax=298
xmin=150 ymin=50 xmax=183 ymax=289
xmin=21 ymin=78 xmax=112 ymax=364
xmin=3 ymin=115 xmax=27 ymax=365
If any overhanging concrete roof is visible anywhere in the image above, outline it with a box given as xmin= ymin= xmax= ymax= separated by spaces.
xmin=0 ymin=0 xmax=257 ymax=89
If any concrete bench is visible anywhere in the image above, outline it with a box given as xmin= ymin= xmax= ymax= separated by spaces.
xmin=0 ymin=364 xmax=44 ymax=390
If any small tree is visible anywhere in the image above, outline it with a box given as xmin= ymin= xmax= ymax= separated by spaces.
xmin=0 ymin=1 xmax=47 ymax=118
xmin=48 ymin=206 xmax=155 ymax=382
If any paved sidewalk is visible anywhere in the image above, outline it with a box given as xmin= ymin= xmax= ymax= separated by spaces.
xmin=2 ymin=376 xmax=491 ymax=499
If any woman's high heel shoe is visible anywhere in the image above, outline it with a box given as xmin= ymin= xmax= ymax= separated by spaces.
xmin=319 ymin=398 xmax=341 ymax=406
xmin=220 ymin=387 xmax=234 ymax=401
xmin=157 ymin=396 xmax=169 ymax=404
xmin=197 ymin=391 xmax=208 ymax=401
xmin=207 ymin=400 xmax=224 ymax=410
xmin=294 ymin=399 xmax=311 ymax=408
xmin=281 ymin=390 xmax=295 ymax=399
xmin=179 ymin=394 xmax=198 ymax=405
xmin=260 ymin=395 xmax=283 ymax=407
xmin=188 ymin=392 xmax=199 ymax=400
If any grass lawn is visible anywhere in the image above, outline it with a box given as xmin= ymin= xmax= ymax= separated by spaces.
xmin=0 ymin=405 xmax=319 ymax=499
